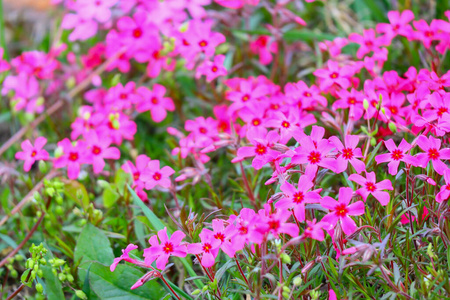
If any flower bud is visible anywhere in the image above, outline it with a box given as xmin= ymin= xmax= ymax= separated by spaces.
xmin=280 ymin=253 xmax=291 ymax=264
xmin=192 ymin=289 xmax=201 ymax=295
xmin=75 ymin=290 xmax=88 ymax=300
xmin=293 ymin=276 xmax=302 ymax=286
xmin=363 ymin=99 xmax=369 ymax=110
xmin=388 ymin=122 xmax=397 ymax=133
xmin=36 ymin=283 xmax=44 ymax=294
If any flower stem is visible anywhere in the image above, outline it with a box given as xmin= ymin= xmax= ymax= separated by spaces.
xmin=160 ymin=276 xmax=181 ymax=300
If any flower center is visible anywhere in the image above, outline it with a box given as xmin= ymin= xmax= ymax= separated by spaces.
xmin=242 ymin=94 xmax=250 ymax=102
xmin=304 ymin=92 xmax=311 ymax=97
xmin=389 ymin=106 xmax=398 ymax=115
xmin=133 ymin=172 xmax=140 ymax=181
xmin=92 ymin=146 xmax=101 ymax=155
xmin=307 ymin=151 xmax=321 ymax=164
xmin=293 ymin=192 xmax=304 ymax=204
xmin=268 ymin=220 xmax=280 ymax=231
xmin=335 ymin=203 xmax=348 ymax=217
xmin=214 ymin=232 xmax=225 ymax=242
xmin=255 ymin=144 xmax=267 ymax=155
xmin=68 ymin=152 xmax=79 ymax=161
xmin=31 ymin=150 xmax=37 ymax=157
xmin=238 ymin=226 xmax=248 ymax=235
xmin=281 ymin=121 xmax=290 ymax=128
xmin=366 ymin=182 xmax=376 ymax=192
xmin=120 ymin=93 xmax=128 ymax=100
xmin=199 ymin=40 xmax=208 ymax=47
xmin=348 ymin=97 xmax=357 ymax=105
xmin=163 ymin=242 xmax=173 ymax=254
xmin=252 ymin=118 xmax=261 ymax=126
xmin=391 ymin=149 xmax=403 ymax=160
xmin=211 ymin=66 xmax=218 ymax=72
xmin=153 ymin=172 xmax=162 ymax=181
xmin=342 ymin=148 xmax=353 ymax=160
xmin=202 ymin=243 xmax=212 ymax=253
xmin=132 ymin=28 xmax=143 ymax=38
xmin=151 ymin=97 xmax=159 ymax=104
xmin=330 ymin=72 xmax=338 ymax=79
xmin=438 ymin=107 xmax=448 ymax=117
xmin=428 ymin=148 xmax=440 ymax=160
xmin=199 ymin=127 xmax=207 ymax=134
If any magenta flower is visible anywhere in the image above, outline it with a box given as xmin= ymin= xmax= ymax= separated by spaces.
xmin=249 ymin=36 xmax=278 ymax=65
xmin=136 ymin=84 xmax=175 ymax=123
xmin=122 ymin=154 xmax=151 ymax=189
xmin=313 ymin=60 xmax=352 ymax=90
xmin=77 ymin=0 xmax=118 ymax=23
xmin=376 ymin=10 xmax=414 ymax=42
xmin=290 ymin=126 xmax=336 ymax=178
xmin=110 ymin=244 xmax=139 ymax=272
xmin=196 ymin=55 xmax=228 ymax=82
xmin=54 ymin=139 xmax=91 ymax=180
xmin=226 ymin=79 xmax=268 ymax=112
xmin=140 ymin=160 xmax=175 ymax=190
xmin=61 ymin=14 xmax=98 ymax=41
xmin=15 ymin=137 xmax=49 ymax=172
xmin=209 ymin=219 xmax=237 ymax=258
xmin=333 ymin=89 xmax=365 ymax=120
xmin=84 ymin=131 xmax=120 ymax=174
xmin=98 ymin=112 xmax=137 ymax=145
xmin=232 ymin=130 xmax=280 ymax=169
xmin=415 ymin=135 xmax=450 ymax=175
xmin=276 ymin=175 xmax=321 ymax=222
xmin=144 ymin=228 xmax=187 ymax=270
xmin=266 ymin=111 xmax=302 ymax=143
xmin=258 ymin=205 xmax=299 ymax=238
xmin=375 ymin=139 xmax=417 ymax=175
xmin=348 ymin=172 xmax=393 ymax=206
xmin=187 ymin=229 xmax=221 ymax=268
xmin=348 ymin=29 xmax=384 ymax=59
xmin=320 ymin=187 xmax=365 ymax=235
xmin=0 ymin=48 xmax=9 ymax=73
xmin=303 ymin=219 xmax=326 ymax=241
xmin=436 ymin=169 xmax=450 ymax=203
xmin=329 ymin=135 xmax=366 ymax=174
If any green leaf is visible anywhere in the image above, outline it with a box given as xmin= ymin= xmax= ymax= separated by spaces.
xmin=74 ymin=223 xmax=115 ymax=283
xmin=89 ymin=263 xmax=166 ymax=300
xmin=128 ymin=185 xmax=166 ymax=232
xmin=283 ymin=30 xmax=336 ymax=43
xmin=103 ymin=183 xmax=120 ymax=208
xmin=64 ymin=181 xmax=90 ymax=209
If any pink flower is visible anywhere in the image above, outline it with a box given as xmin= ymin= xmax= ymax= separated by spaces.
xmin=329 ymin=135 xmax=366 ymax=174
xmin=61 ymin=14 xmax=98 ymax=41
xmin=266 ymin=111 xmax=303 ymax=144
xmin=196 ymin=55 xmax=228 ymax=82
xmin=258 ymin=205 xmax=299 ymax=238
xmin=313 ymin=60 xmax=352 ymax=90
xmin=376 ymin=10 xmax=414 ymax=43
xmin=249 ymin=36 xmax=278 ymax=65
xmin=333 ymin=89 xmax=365 ymax=120
xmin=276 ymin=175 xmax=321 ymax=222
xmin=136 ymin=84 xmax=175 ymax=123
xmin=53 ymin=139 xmax=91 ymax=180
xmin=415 ymin=135 xmax=450 ymax=175
xmin=348 ymin=171 xmax=393 ymax=206
xmin=144 ymin=228 xmax=187 ymax=270
xmin=303 ymin=219 xmax=326 ymax=241
xmin=187 ymin=229 xmax=221 ymax=268
xmin=76 ymin=0 xmax=118 ymax=23
xmin=140 ymin=160 xmax=175 ymax=190
xmin=413 ymin=20 xmax=445 ymax=49
xmin=348 ymin=29 xmax=384 ymax=59
xmin=15 ymin=137 xmax=49 ymax=172
xmin=122 ymin=154 xmax=151 ymax=189
xmin=320 ymin=187 xmax=365 ymax=235
xmin=289 ymin=126 xmax=336 ymax=178
xmin=437 ymin=169 xmax=450 ymax=202
xmin=84 ymin=131 xmax=120 ymax=174
xmin=214 ymin=0 xmax=259 ymax=9
xmin=209 ymin=219 xmax=237 ymax=258
xmin=110 ymin=244 xmax=139 ymax=272
xmin=98 ymin=112 xmax=137 ymax=145
xmin=375 ymin=139 xmax=417 ymax=175
xmin=232 ymin=130 xmax=280 ymax=169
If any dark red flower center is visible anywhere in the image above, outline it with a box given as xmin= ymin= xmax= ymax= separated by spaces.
xmin=438 ymin=107 xmax=448 ymax=117
xmin=151 ymin=97 xmax=159 ymax=104
xmin=163 ymin=242 xmax=173 ymax=254
xmin=153 ymin=172 xmax=162 ymax=181
xmin=199 ymin=40 xmax=208 ymax=47
xmin=202 ymin=243 xmax=212 ymax=253
xmin=242 ymin=94 xmax=250 ymax=102
xmin=307 ymin=151 xmax=321 ymax=164
xmin=255 ymin=144 xmax=267 ymax=155
xmin=335 ymin=203 xmax=348 ymax=217
xmin=252 ymin=119 xmax=261 ymax=126
xmin=214 ymin=232 xmax=225 ymax=242
xmin=92 ymin=146 xmax=101 ymax=155
xmin=132 ymin=28 xmax=143 ymax=38
xmin=342 ymin=148 xmax=353 ymax=160
xmin=69 ymin=152 xmax=79 ymax=161
xmin=281 ymin=121 xmax=290 ymax=128
xmin=391 ymin=149 xmax=403 ymax=160
xmin=330 ymin=72 xmax=338 ymax=79
xmin=199 ymin=127 xmax=207 ymax=134
xmin=211 ymin=66 xmax=218 ymax=72
xmin=428 ymin=148 xmax=440 ymax=160
xmin=31 ymin=150 xmax=37 ymax=157
xmin=133 ymin=172 xmax=140 ymax=181
xmin=366 ymin=182 xmax=376 ymax=192
xmin=293 ymin=192 xmax=304 ymax=204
